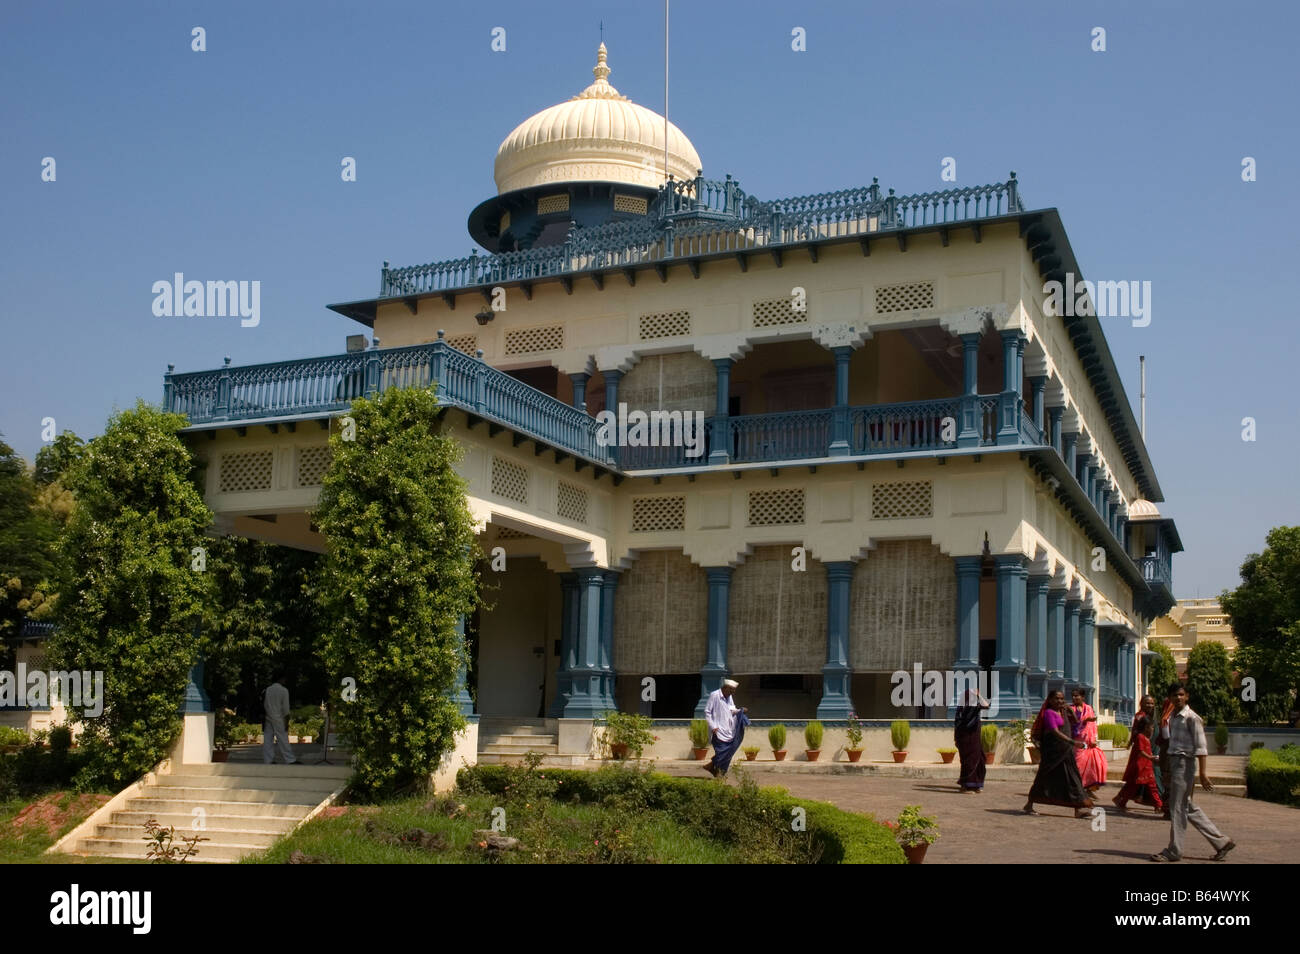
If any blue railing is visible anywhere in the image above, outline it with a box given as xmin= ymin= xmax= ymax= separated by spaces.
xmin=380 ymin=175 xmax=1024 ymax=298
xmin=1138 ymin=554 xmax=1172 ymax=591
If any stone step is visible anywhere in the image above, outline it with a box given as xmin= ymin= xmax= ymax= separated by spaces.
xmin=95 ymin=823 xmax=284 ymax=848
xmin=479 ymin=732 xmax=558 ymax=744
xmin=111 ymin=810 xmax=300 ymax=833
xmin=155 ymin=774 xmax=343 ymax=793
xmin=125 ymin=797 xmax=312 ymax=817
xmin=480 ymin=744 xmax=560 ymax=756
xmin=477 ymin=725 xmax=554 ymax=736
xmin=477 ymin=753 xmax=588 ymax=768
xmin=184 ymin=762 xmax=353 ymax=780
xmin=77 ymin=837 xmax=257 ymax=863
xmin=479 ymin=736 xmax=558 ymax=748
xmin=132 ymin=786 xmax=327 ymax=805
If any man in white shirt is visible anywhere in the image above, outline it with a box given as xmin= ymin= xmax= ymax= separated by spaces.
xmin=262 ymin=671 xmax=298 ymax=765
xmin=703 ymin=678 xmax=747 ymax=777
xmin=1150 ymin=683 xmax=1234 ymax=862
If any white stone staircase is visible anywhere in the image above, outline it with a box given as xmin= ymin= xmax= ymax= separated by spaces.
xmin=477 ymin=717 xmax=587 ymax=767
xmin=62 ymin=759 xmax=352 ymax=863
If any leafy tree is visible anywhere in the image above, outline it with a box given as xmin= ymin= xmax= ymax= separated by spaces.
xmin=1221 ymin=526 xmax=1300 ymax=724
xmin=313 ymin=387 xmax=482 ymax=798
xmin=1185 ymin=641 xmax=1237 ymax=725
xmin=0 ymin=436 xmax=61 ymax=651
xmin=33 ymin=430 xmax=85 ymax=487
xmin=47 ymin=403 xmax=214 ymax=787
xmin=1144 ymin=641 xmax=1178 ymax=699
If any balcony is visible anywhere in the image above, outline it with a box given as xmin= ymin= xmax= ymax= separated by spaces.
xmin=1138 ymin=554 xmax=1172 ymax=591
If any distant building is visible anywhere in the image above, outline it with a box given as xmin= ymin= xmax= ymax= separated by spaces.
xmin=1146 ymin=599 xmax=1236 ymax=679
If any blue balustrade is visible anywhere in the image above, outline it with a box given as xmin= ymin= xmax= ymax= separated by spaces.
xmin=850 ymin=398 xmax=959 ymax=454
xmin=1137 ymin=554 xmax=1172 ymax=591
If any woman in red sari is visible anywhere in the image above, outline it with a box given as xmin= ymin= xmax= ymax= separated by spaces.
xmin=1068 ymin=689 xmax=1108 ymax=793
xmin=1112 ymin=695 xmax=1164 ymax=813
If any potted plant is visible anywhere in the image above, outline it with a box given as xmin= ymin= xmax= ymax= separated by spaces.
xmin=769 ymin=723 xmax=787 ymax=761
xmin=937 ymin=747 xmax=957 ymax=764
xmin=890 ymin=720 xmax=910 ymax=762
xmin=894 ymin=804 xmax=940 ymax=864
xmin=980 ymin=724 xmax=998 ymax=764
xmin=688 ymin=719 xmax=712 ymax=760
xmin=742 ymin=745 xmax=760 ymax=761
xmin=1002 ymin=718 xmax=1030 ymax=764
xmin=845 ymin=712 xmax=864 ymax=762
xmin=803 ymin=720 xmax=824 ymax=761
xmin=1214 ymin=722 xmax=1229 ymax=755
xmin=602 ymin=711 xmax=655 ymax=760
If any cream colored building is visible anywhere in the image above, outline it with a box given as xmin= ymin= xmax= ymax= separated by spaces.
xmin=153 ymin=45 xmax=1180 ymax=763
xmin=1147 ymin=599 xmax=1236 ymax=678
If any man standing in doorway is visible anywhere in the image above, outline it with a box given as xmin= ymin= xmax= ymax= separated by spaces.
xmin=262 ymin=671 xmax=298 ymax=765
xmin=704 ymin=678 xmax=748 ymax=778
xmin=1150 ymin=682 xmax=1234 ymax=862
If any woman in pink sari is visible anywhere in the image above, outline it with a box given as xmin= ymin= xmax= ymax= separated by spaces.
xmin=1068 ymin=689 xmax=1108 ymax=793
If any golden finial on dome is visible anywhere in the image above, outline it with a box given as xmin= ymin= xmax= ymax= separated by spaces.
xmin=574 ymin=42 xmax=627 ymax=101
xmin=594 ymin=42 xmax=610 ymax=83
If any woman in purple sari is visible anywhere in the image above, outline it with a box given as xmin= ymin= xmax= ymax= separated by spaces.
xmin=1023 ymin=690 xmax=1093 ymax=817
xmin=954 ymin=689 xmax=990 ymax=794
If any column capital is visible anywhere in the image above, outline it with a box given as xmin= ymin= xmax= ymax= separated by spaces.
xmin=705 ymin=566 xmax=733 ymax=584
xmin=824 ymin=560 xmax=854 ymax=583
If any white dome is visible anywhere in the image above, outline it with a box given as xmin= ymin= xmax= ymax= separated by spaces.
xmin=1128 ymin=498 xmax=1162 ymax=519
xmin=493 ymin=44 xmax=703 ymax=194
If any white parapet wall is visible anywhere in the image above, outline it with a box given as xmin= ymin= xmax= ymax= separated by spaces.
xmin=431 ymin=720 xmax=479 ymax=792
xmin=169 ymin=712 xmax=215 ymax=765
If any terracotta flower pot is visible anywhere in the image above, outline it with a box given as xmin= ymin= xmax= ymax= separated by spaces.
xmin=983 ymin=752 xmax=995 ymax=765
xmin=691 ymin=747 xmax=710 ymax=760
xmin=903 ymin=843 xmax=929 ymax=864
xmin=806 ymin=749 xmax=821 ymax=762
xmin=744 ymin=751 xmax=758 ymax=761
xmin=212 ymin=749 xmax=230 ymax=763
xmin=846 ymin=749 xmax=863 ymax=763
xmin=939 ymin=751 xmax=955 ymax=764
xmin=892 ymin=751 xmax=907 ymax=763
xmin=773 ymin=750 xmax=787 ymax=761
xmin=610 ymin=742 xmax=629 ymax=760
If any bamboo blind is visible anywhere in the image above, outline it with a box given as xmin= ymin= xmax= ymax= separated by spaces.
xmin=850 ymin=540 xmax=955 ymax=671
xmin=728 ymin=545 xmax=826 ymax=673
xmin=613 ymin=549 xmax=708 ymax=673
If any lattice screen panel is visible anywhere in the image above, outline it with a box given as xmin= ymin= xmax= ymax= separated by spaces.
xmin=631 ymin=495 xmax=685 ymax=532
xmin=871 ymin=480 xmax=933 ymax=519
xmin=614 ymin=194 xmax=649 ymax=215
xmin=619 ymin=352 xmax=715 ymax=415
xmin=218 ymin=450 xmax=273 ymax=493
xmin=446 ymin=334 xmax=478 ymax=356
xmin=613 ymin=550 xmax=707 ymax=673
xmin=536 ymin=193 xmax=570 ymax=215
xmin=850 ymin=540 xmax=954 ymax=671
xmin=747 ymin=488 xmax=806 ymax=526
xmin=490 ymin=457 xmax=529 ymax=504
xmin=728 ymin=545 xmax=825 ymax=672
xmin=638 ymin=311 xmax=691 ymax=340
xmin=556 ymin=482 xmax=588 ymax=524
xmin=752 ymin=296 xmax=809 ymax=328
xmin=874 ymin=281 xmax=934 ymax=314
xmin=504 ymin=324 xmax=564 ymax=355
xmin=493 ymin=526 xmax=533 ymax=540
xmin=295 ymin=445 xmax=331 ymax=488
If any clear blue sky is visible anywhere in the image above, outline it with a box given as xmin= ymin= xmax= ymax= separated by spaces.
xmin=1 ymin=0 xmax=1296 ymax=598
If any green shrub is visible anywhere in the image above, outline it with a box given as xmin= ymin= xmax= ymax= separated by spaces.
xmin=1277 ymin=744 xmax=1300 ymax=766
xmin=688 ymin=719 xmax=711 ymax=749
xmin=890 ymin=720 xmax=910 ymax=752
xmin=804 ymin=721 xmax=824 ymax=750
xmin=768 ymin=723 xmax=786 ymax=751
xmin=980 ymin=724 xmax=998 ymax=753
xmin=1246 ymin=747 xmax=1300 ymax=806
xmin=602 ymin=711 xmax=656 ymax=758
xmin=1213 ymin=723 xmax=1230 ymax=749
xmin=741 ymin=745 xmax=759 ymax=757
xmin=936 ymin=747 xmax=957 ymax=754
xmin=1096 ymin=723 xmax=1130 ymax=747
xmin=1249 ymin=741 xmax=1265 ymax=750
xmin=47 ymin=726 xmax=72 ymax=753
xmin=0 ymin=727 xmax=29 ymax=747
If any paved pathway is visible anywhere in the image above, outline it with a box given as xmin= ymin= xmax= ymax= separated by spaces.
xmin=658 ymin=764 xmax=1294 ymax=863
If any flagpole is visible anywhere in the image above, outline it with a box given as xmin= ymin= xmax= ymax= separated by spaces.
xmin=664 ymin=0 xmax=670 ymax=184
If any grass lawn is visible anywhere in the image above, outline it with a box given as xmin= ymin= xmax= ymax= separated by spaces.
xmin=0 ymin=791 xmax=128 ymax=864
xmin=252 ymin=793 xmax=736 ymax=863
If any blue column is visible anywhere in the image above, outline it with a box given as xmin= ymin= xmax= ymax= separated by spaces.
xmin=1026 ymin=573 xmax=1050 ymax=702
xmin=695 ymin=567 xmax=732 ymax=717
xmin=1047 ymin=587 xmax=1066 ymax=692
xmin=452 ymin=615 xmax=475 ymax=716
xmin=569 ymin=372 xmax=589 ymax=411
xmin=997 ymin=330 xmax=1023 ymax=445
xmin=817 ymin=561 xmax=855 ymax=718
xmin=1030 ymin=376 xmax=1046 ymax=434
xmin=957 ymin=333 xmax=982 ymax=448
xmin=828 ymin=346 xmax=852 ymax=456
xmin=1079 ymin=608 xmax=1096 ymax=704
xmin=709 ymin=358 xmax=733 ymax=465
xmin=563 ymin=568 xmax=607 ymax=718
xmin=180 ymin=652 xmax=211 ymax=714
xmin=602 ymin=370 xmax=622 ymax=467
xmin=1049 ymin=406 xmax=1063 ymax=456
xmin=954 ymin=557 xmax=982 ymax=670
xmin=993 ymin=553 xmax=1031 ymax=717
xmin=547 ymin=573 xmax=578 ymax=717
xmin=1123 ymin=641 xmax=1136 ymax=720
xmin=598 ymin=570 xmax=620 ymax=712
xmin=1064 ymin=598 xmax=1081 ymax=694
xmin=1063 ymin=432 xmax=1078 ymax=475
